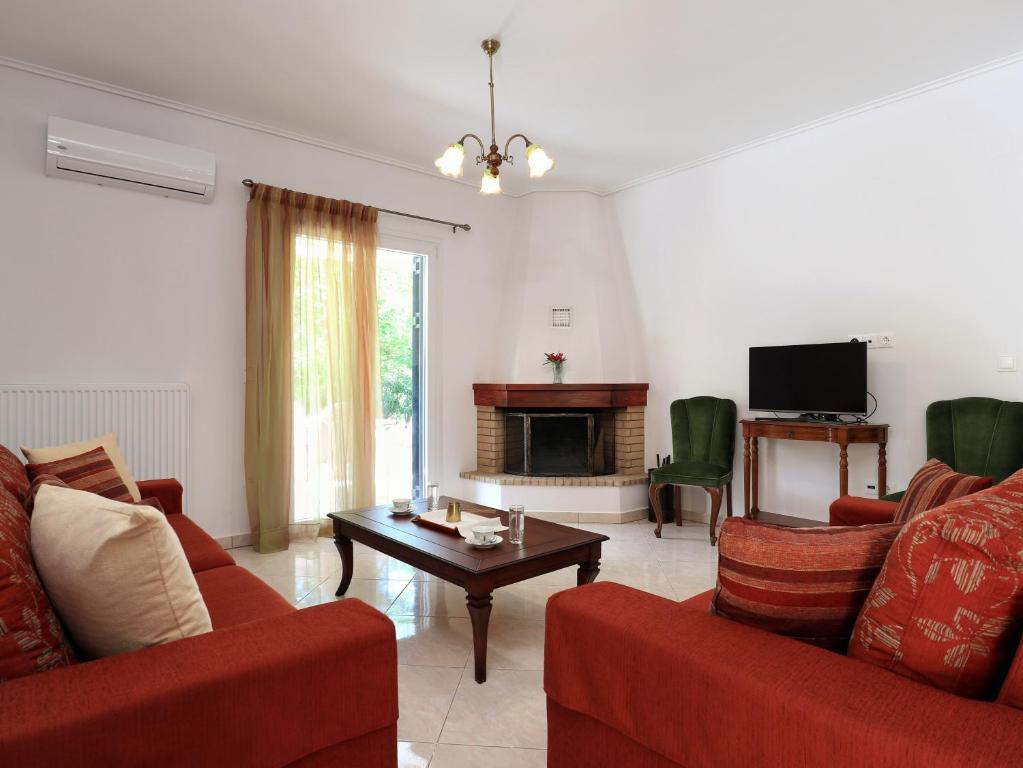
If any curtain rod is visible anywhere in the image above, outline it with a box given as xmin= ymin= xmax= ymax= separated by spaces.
xmin=240 ymin=179 xmax=471 ymax=232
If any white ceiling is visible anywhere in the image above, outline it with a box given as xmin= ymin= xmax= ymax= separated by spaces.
xmin=2 ymin=0 xmax=1022 ymax=195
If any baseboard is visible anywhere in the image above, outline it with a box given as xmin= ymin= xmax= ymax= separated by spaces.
xmin=215 ymin=532 xmax=253 ymax=550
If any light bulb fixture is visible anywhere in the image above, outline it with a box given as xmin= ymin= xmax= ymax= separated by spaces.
xmin=434 ymin=39 xmax=554 ymax=195
xmin=480 ymin=166 xmax=501 ymax=195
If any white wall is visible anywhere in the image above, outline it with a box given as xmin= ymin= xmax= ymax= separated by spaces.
xmin=491 ymin=192 xmax=646 ymax=383
xmin=0 ymin=65 xmax=518 ymax=538
xmin=611 ymin=60 xmax=1023 ymax=521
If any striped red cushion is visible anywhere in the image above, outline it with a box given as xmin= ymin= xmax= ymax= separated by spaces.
xmin=25 ymin=447 xmax=133 ymax=504
xmin=711 ymin=517 xmax=902 ymax=651
xmin=893 ymin=459 xmax=991 ymax=524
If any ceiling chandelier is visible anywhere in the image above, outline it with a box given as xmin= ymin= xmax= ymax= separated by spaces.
xmin=434 ymin=39 xmax=554 ymax=195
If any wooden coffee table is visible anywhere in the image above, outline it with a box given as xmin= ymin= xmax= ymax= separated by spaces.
xmin=328 ymin=497 xmax=608 ymax=683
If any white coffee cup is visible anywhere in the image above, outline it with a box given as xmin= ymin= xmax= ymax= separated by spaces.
xmin=393 ymin=498 xmax=411 ymax=512
xmin=472 ymin=525 xmax=498 ymax=544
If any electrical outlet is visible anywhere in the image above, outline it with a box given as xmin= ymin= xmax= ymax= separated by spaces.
xmin=847 ymin=334 xmax=875 ymax=346
xmin=864 ymin=480 xmax=879 ymax=497
xmin=876 ymin=333 xmax=895 ymax=348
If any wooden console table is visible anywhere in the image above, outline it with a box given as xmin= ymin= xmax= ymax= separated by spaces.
xmin=740 ymin=419 xmax=889 ymax=519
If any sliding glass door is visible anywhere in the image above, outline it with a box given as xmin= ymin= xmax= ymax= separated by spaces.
xmin=374 ymin=247 xmax=425 ymax=505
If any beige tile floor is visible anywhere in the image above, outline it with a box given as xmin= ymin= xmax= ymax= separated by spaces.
xmin=232 ymin=517 xmax=718 ymax=767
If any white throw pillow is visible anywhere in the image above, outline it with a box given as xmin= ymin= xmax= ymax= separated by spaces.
xmin=30 ymin=484 xmax=211 ymax=658
xmin=22 ymin=432 xmax=141 ymax=501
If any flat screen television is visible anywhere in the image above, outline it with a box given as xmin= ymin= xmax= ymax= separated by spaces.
xmin=749 ymin=342 xmax=868 ymax=417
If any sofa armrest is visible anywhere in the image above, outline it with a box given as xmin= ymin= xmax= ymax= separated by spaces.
xmin=545 ymin=583 xmax=1023 ymax=768
xmin=137 ymin=478 xmax=183 ymax=515
xmin=0 ymin=599 xmax=397 ymax=768
xmin=828 ymin=494 xmax=897 ymax=525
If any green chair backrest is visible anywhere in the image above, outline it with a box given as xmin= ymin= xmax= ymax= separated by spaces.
xmin=670 ymin=396 xmax=737 ymax=469
xmin=926 ymin=397 xmax=1023 ymax=484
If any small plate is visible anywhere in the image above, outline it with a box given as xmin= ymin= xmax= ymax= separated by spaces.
xmin=464 ymin=534 xmax=502 ymax=549
xmin=390 ymin=506 xmax=414 ymax=516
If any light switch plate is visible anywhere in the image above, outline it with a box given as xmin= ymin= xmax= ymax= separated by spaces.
xmin=998 ymin=355 xmax=1017 ymax=372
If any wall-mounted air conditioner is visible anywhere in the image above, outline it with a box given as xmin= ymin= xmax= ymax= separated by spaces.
xmin=45 ymin=117 xmax=216 ymax=202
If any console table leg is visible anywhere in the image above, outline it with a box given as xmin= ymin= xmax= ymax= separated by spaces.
xmin=577 ymin=560 xmax=601 ymax=586
xmin=839 ymin=444 xmax=849 ymax=497
xmin=334 ymin=535 xmax=354 ymax=597
xmin=750 ymin=437 xmax=760 ymax=519
xmin=742 ymin=436 xmax=751 ymax=518
xmin=467 ymin=592 xmax=494 ymax=684
xmin=878 ymin=442 xmax=888 ymax=497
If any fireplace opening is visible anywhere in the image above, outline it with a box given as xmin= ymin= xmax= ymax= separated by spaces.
xmin=504 ymin=410 xmax=614 ymax=476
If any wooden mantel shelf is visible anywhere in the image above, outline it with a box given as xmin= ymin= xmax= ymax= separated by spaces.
xmin=473 ymin=383 xmax=648 ymax=408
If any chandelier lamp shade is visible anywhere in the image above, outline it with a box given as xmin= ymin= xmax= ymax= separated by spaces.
xmin=434 ymin=39 xmax=554 ymax=194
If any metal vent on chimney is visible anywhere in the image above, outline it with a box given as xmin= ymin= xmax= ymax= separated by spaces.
xmin=550 ymin=306 xmax=572 ymax=329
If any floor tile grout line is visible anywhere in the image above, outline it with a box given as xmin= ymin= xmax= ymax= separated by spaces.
xmin=434 ymin=664 xmax=469 ymax=746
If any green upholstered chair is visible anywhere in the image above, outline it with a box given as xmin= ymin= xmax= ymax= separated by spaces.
xmin=649 ymin=396 xmax=737 ymax=545
xmin=883 ymin=397 xmax=1023 ymax=502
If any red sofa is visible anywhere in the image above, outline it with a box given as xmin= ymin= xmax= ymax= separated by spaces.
xmin=545 ymin=583 xmax=1023 ymax=768
xmin=0 ymin=475 xmax=398 ymax=768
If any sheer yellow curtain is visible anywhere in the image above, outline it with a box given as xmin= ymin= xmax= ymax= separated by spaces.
xmin=245 ymin=184 xmax=380 ymax=552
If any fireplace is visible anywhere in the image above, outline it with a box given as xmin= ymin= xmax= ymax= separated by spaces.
xmin=504 ymin=411 xmax=615 ymax=476
xmin=469 ymin=383 xmax=648 ymax=480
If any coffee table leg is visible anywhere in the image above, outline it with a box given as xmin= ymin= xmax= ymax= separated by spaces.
xmin=334 ymin=535 xmax=353 ymax=597
xmin=577 ymin=560 xmax=601 ymax=586
xmin=466 ymin=592 xmax=493 ymax=684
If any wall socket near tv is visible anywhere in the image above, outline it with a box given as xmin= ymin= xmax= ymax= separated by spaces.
xmin=848 ymin=333 xmax=894 ymax=348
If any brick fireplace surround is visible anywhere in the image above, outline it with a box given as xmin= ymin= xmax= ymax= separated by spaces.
xmin=460 ymin=383 xmax=649 ymax=491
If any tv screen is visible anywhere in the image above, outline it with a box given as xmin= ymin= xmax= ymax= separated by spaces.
xmin=749 ymin=342 xmax=868 ymax=416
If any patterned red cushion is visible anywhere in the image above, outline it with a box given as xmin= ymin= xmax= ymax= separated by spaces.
xmin=850 ymin=470 xmax=1023 ymax=699
xmin=0 ymin=488 xmax=76 ymax=682
xmin=893 ymin=458 xmax=991 ymax=524
xmin=711 ymin=517 xmax=902 ymax=652
xmin=25 ymin=446 xmax=132 ymax=503
xmin=0 ymin=444 xmax=29 ymax=499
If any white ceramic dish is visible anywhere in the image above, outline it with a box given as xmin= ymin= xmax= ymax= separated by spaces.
xmin=390 ymin=506 xmax=414 ymax=516
xmin=464 ymin=534 xmax=502 ymax=549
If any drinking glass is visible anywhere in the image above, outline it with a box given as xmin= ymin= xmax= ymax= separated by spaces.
xmin=426 ymin=484 xmax=440 ymax=510
xmin=508 ymin=504 xmax=525 ymax=544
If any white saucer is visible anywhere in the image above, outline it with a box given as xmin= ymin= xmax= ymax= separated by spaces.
xmin=464 ymin=534 xmax=502 ymax=549
xmin=390 ymin=506 xmax=414 ymax=516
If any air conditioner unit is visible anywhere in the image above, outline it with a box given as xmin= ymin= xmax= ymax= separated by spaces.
xmin=45 ymin=117 xmax=216 ymax=202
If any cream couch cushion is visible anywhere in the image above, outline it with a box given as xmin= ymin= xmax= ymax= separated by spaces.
xmin=30 ymin=484 xmax=211 ymax=658
xmin=21 ymin=432 xmax=141 ymax=501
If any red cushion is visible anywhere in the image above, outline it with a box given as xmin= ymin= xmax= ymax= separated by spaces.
xmin=195 ymin=565 xmax=295 ymax=629
xmin=712 ymin=517 xmax=902 ymax=651
xmin=829 ymin=495 xmax=898 ymax=526
xmin=25 ymin=446 xmax=133 ymax=503
xmin=893 ymin=458 xmax=991 ymax=523
xmin=0 ymin=444 xmax=29 ymax=499
xmin=0 ymin=488 xmax=76 ymax=681
xmin=165 ymin=513 xmax=235 ymax=573
xmin=850 ymin=470 xmax=1023 ymax=699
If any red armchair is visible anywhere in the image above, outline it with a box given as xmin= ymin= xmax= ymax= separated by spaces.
xmin=0 ymin=478 xmax=398 ymax=768
xmin=545 ymin=583 xmax=1023 ymax=768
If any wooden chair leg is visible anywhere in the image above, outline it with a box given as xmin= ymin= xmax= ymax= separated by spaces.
xmin=649 ymin=482 xmax=667 ymax=538
xmin=726 ymin=481 xmax=733 ymax=518
xmin=673 ymin=485 xmax=683 ymax=526
xmin=706 ymin=486 xmax=723 ymax=546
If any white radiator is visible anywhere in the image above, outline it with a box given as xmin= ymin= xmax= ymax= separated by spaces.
xmin=0 ymin=384 xmax=190 ymax=504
